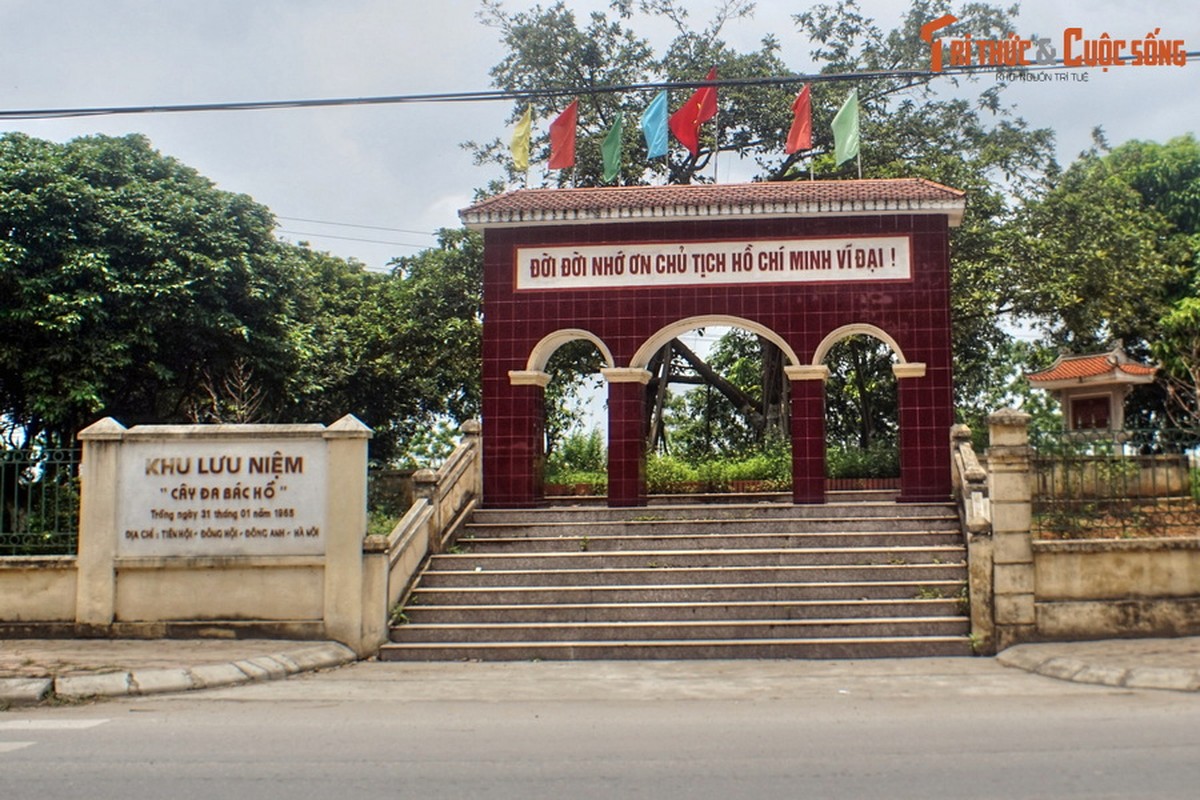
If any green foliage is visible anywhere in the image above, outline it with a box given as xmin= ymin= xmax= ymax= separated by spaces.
xmin=470 ymin=1 xmax=1060 ymax=449
xmin=472 ymin=0 xmax=792 ymax=187
xmin=0 ymin=132 xmax=482 ymax=464
xmin=663 ymin=341 xmax=757 ymax=461
xmin=793 ymin=2 xmax=1057 ymax=424
xmin=823 ymin=336 xmax=897 ymax=450
xmin=545 ymin=428 xmax=607 ymax=491
xmin=543 ymin=342 xmax=607 ymax=459
xmin=0 ymin=132 xmax=299 ymax=447
xmin=284 ymin=228 xmax=483 ymax=462
xmin=366 ymin=508 xmax=400 ymax=539
xmin=826 ymin=441 xmax=899 ymax=479
xmin=645 ymin=438 xmax=791 ymax=493
xmin=0 ymin=448 xmax=79 ymax=555
xmin=548 ymin=428 xmax=606 ymax=474
xmin=1008 ymin=134 xmax=1200 ymax=428
xmin=1009 ymin=135 xmax=1198 ymax=351
xmin=645 ymin=452 xmax=700 ymax=492
xmin=396 ymin=419 xmax=462 ymax=470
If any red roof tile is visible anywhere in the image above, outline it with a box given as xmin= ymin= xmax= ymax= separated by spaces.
xmin=1028 ymin=351 xmax=1157 ymax=384
xmin=461 ymin=179 xmax=966 ymax=228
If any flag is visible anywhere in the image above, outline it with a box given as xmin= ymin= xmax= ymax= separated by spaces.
xmin=831 ymin=89 xmax=860 ymax=166
xmin=548 ymin=99 xmax=578 ymax=170
xmin=785 ymin=84 xmax=812 ymax=154
xmin=668 ymin=67 xmax=718 ymax=156
xmin=510 ymin=105 xmax=532 ymax=172
xmin=602 ymin=112 xmax=624 ymax=183
xmin=641 ymin=91 xmax=668 ymax=159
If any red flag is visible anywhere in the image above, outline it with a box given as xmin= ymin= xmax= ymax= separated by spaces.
xmin=785 ymin=84 xmax=812 ymax=154
xmin=548 ymin=99 xmax=578 ymax=170
xmin=668 ymin=68 xmax=718 ymax=155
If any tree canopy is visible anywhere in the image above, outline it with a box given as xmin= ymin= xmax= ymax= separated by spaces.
xmin=1008 ymin=133 xmax=1200 ymax=428
xmin=0 ymin=133 xmax=482 ymax=459
xmin=0 ymin=133 xmax=299 ymax=447
xmin=468 ymin=0 xmax=1060 ymax=451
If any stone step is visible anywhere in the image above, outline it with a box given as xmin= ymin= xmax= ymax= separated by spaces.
xmin=463 ymin=516 xmax=960 ymax=537
xmin=472 ymin=502 xmax=956 ymax=525
xmin=416 ymin=563 xmax=966 ymax=588
xmin=457 ymin=530 xmax=963 ymax=552
xmin=388 ymin=497 xmax=971 ymax=661
xmin=390 ymin=616 xmax=970 ymax=644
xmin=408 ymin=579 xmax=966 ymax=606
xmin=377 ymin=635 xmax=975 ymax=661
xmin=428 ymin=546 xmax=965 ymax=571
xmin=402 ymin=597 xmax=963 ymax=624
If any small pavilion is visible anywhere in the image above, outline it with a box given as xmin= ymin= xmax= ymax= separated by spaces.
xmin=1026 ymin=345 xmax=1158 ymax=431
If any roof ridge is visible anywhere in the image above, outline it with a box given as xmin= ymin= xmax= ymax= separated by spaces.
xmin=461 ymin=179 xmax=968 ymax=228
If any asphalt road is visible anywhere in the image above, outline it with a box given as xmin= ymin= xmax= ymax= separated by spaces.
xmin=3 ymin=658 xmax=1198 ymax=799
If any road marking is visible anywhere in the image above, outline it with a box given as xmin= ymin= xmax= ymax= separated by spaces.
xmin=0 ymin=719 xmax=110 ymax=731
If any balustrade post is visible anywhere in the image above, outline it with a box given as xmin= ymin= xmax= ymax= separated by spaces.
xmin=987 ymin=409 xmax=1036 ymax=649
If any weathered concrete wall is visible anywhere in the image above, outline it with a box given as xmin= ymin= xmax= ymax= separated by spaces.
xmin=113 ymin=560 xmax=324 ymax=622
xmin=984 ymin=410 xmax=1200 ymax=648
xmin=1033 ymin=539 xmax=1200 ymax=640
xmin=1035 ymin=539 xmax=1200 ymax=600
xmin=0 ymin=558 xmax=77 ymax=621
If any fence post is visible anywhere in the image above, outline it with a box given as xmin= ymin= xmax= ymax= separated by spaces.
xmin=75 ymin=418 xmax=127 ymax=629
xmin=321 ymin=415 xmax=374 ymax=655
xmin=987 ymin=409 xmax=1037 ymax=649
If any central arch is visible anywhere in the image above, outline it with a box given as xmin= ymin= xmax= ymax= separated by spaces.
xmin=631 ymin=315 xmax=801 ymax=371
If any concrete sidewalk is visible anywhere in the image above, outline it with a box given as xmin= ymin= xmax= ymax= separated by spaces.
xmin=0 ymin=639 xmax=357 ymax=706
xmin=997 ymin=636 xmax=1200 ymax=692
xmin=3 ymin=636 xmax=1198 ymax=707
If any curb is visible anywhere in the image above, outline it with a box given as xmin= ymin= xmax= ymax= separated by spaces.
xmin=0 ymin=643 xmax=358 ymax=707
xmin=997 ymin=648 xmax=1200 ymax=692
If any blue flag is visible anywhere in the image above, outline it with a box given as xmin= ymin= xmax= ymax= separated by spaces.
xmin=640 ymin=91 xmax=668 ymax=159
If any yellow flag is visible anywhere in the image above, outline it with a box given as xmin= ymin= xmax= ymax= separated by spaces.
xmin=510 ymin=105 xmax=532 ymax=172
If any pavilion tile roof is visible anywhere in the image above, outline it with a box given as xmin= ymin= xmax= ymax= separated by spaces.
xmin=460 ymin=179 xmax=966 ymax=229
xmin=1027 ymin=348 xmax=1158 ymax=386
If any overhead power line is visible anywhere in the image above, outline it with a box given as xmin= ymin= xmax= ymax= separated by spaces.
xmin=276 ymin=216 xmax=436 ymax=236
xmin=4 ymin=58 xmax=1196 ymax=121
xmin=277 ymin=229 xmax=431 ymax=248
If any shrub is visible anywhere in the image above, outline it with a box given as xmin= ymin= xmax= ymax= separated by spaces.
xmin=546 ymin=428 xmax=605 ymax=478
xmin=826 ymin=441 xmax=900 ymax=479
xmin=645 ymin=453 xmax=700 ymax=493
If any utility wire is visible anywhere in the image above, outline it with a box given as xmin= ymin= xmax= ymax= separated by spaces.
xmin=276 ymin=230 xmax=431 ymax=248
xmin=4 ymin=57 xmax=1196 ymax=121
xmin=276 ymin=216 xmax=436 ymax=236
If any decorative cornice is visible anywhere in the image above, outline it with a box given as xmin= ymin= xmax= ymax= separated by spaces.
xmin=508 ymin=370 xmax=551 ymax=388
xmin=462 ymin=179 xmax=966 ymax=230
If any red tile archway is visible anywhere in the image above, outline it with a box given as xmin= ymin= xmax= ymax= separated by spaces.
xmin=462 ymin=180 xmax=965 ymax=507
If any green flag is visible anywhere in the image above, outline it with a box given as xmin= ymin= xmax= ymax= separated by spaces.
xmin=510 ymin=105 xmax=532 ymax=172
xmin=832 ymin=89 xmax=860 ymax=166
xmin=602 ymin=112 xmax=624 ymax=183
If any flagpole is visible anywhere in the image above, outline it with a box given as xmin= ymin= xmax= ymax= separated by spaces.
xmin=713 ymin=103 xmax=720 ymax=183
xmin=856 ymin=151 xmax=862 ymax=180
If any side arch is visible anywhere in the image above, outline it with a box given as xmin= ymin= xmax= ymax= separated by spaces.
xmin=629 ymin=315 xmax=801 ymax=370
xmin=525 ymin=328 xmax=616 ymax=373
xmin=811 ymin=323 xmax=909 ymax=366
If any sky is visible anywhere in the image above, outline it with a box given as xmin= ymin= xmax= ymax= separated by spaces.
xmin=2 ymin=0 xmax=1198 ymax=272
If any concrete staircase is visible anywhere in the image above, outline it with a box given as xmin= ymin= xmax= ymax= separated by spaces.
xmin=378 ymin=493 xmax=973 ymax=661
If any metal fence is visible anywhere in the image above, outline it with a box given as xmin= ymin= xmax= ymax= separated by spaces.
xmin=1031 ymin=428 xmax=1200 ymax=539
xmin=0 ymin=447 xmax=80 ymax=556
